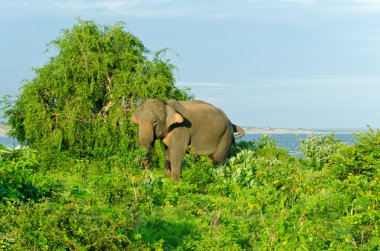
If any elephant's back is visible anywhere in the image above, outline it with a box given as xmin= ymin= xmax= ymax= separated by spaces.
xmin=178 ymin=100 xmax=233 ymax=155
xmin=178 ymin=100 xmax=229 ymax=121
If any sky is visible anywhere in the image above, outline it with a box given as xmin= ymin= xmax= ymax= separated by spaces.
xmin=1 ymin=0 xmax=380 ymax=129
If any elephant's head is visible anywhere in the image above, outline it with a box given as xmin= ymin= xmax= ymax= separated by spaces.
xmin=131 ymin=99 xmax=183 ymax=166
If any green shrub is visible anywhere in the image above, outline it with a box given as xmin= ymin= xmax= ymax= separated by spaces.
xmin=300 ymin=134 xmax=343 ymax=170
xmin=0 ymin=145 xmax=64 ymax=203
xmin=1 ymin=199 xmax=138 ymax=250
xmin=332 ymin=127 xmax=380 ymax=179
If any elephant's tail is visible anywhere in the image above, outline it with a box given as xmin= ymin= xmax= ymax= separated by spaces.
xmin=232 ymin=124 xmax=245 ymax=140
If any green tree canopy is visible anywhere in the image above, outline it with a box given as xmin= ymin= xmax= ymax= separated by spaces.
xmin=4 ymin=19 xmax=190 ymax=156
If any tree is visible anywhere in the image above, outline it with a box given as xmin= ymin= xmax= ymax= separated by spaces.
xmin=4 ymin=19 xmax=191 ymax=157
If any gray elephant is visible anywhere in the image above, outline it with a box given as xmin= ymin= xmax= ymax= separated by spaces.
xmin=131 ymin=98 xmax=245 ymax=179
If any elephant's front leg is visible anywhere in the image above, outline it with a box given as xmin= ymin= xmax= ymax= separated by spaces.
xmin=163 ymin=128 xmax=189 ymax=179
xmin=164 ymin=147 xmax=171 ymax=178
xmin=169 ymin=145 xmax=186 ymax=179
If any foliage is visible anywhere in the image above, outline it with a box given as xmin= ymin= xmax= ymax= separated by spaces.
xmin=300 ymin=134 xmax=343 ymax=170
xmin=0 ymin=145 xmax=64 ymax=203
xmin=1 ymin=130 xmax=380 ymax=250
xmin=2 ymin=19 xmax=190 ymax=157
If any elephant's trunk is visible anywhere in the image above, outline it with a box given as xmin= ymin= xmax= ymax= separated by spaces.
xmin=138 ymin=124 xmax=155 ymax=169
xmin=142 ymin=151 xmax=151 ymax=169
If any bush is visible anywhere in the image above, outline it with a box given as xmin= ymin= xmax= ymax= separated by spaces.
xmin=332 ymin=127 xmax=380 ymax=178
xmin=300 ymin=134 xmax=343 ymax=170
xmin=1 ymin=199 xmax=138 ymax=250
xmin=0 ymin=145 xmax=64 ymax=203
xmin=2 ymin=19 xmax=190 ymax=158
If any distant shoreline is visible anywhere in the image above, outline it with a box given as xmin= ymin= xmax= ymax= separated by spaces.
xmin=243 ymin=127 xmax=362 ymax=135
xmin=244 ymin=128 xmax=325 ymax=135
xmin=0 ymin=126 xmax=367 ymax=137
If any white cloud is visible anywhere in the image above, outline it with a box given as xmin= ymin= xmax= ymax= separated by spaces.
xmin=48 ymin=0 xmax=197 ymax=18
xmin=179 ymin=75 xmax=380 ymax=94
xmin=249 ymin=0 xmax=315 ymax=5
xmin=2 ymin=0 xmax=380 ymax=19
xmin=195 ymin=97 xmax=228 ymax=104
xmin=249 ymin=0 xmax=380 ymax=13
xmin=0 ymin=0 xmax=190 ymax=18
xmin=53 ymin=0 xmax=141 ymax=13
xmin=345 ymin=0 xmax=380 ymax=13
xmin=178 ymin=82 xmax=232 ymax=88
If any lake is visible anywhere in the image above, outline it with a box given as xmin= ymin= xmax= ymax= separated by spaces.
xmin=0 ymin=134 xmax=356 ymax=157
xmin=242 ymin=133 xmax=355 ymax=157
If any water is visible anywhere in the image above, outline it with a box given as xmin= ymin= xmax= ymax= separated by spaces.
xmin=242 ymin=133 xmax=355 ymax=157
xmin=0 ymin=134 xmax=356 ymax=156
xmin=0 ymin=136 xmax=19 ymax=148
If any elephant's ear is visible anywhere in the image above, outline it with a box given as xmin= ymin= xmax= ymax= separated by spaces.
xmin=166 ymin=105 xmax=183 ymax=128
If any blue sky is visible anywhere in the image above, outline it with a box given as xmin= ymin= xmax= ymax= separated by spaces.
xmin=1 ymin=0 xmax=380 ymax=129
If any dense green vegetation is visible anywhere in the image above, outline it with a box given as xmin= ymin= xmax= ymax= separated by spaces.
xmin=1 ymin=132 xmax=380 ymax=250
xmin=1 ymin=20 xmax=379 ymax=250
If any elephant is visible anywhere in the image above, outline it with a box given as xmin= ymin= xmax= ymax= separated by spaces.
xmin=131 ymin=98 xmax=245 ymax=179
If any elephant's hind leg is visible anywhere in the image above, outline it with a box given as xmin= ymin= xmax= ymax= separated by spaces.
xmin=212 ymin=129 xmax=234 ymax=165
xmin=212 ymin=144 xmax=231 ymax=164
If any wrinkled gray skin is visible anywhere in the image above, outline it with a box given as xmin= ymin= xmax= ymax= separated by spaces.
xmin=131 ymin=99 xmax=245 ymax=179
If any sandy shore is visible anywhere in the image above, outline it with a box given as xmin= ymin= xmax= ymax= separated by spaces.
xmin=243 ymin=127 xmax=332 ymax=134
